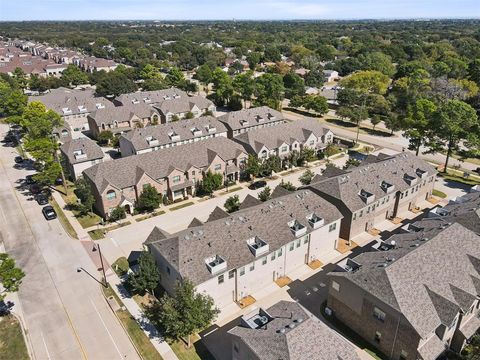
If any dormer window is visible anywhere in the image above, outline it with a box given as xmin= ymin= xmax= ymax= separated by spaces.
xmin=246 ymin=236 xmax=269 ymax=257
xmin=205 ymin=255 xmax=227 ymax=275
xmin=168 ymin=131 xmax=180 ymax=141
xmin=404 ymin=173 xmax=418 ymax=186
xmin=416 ymin=168 xmax=428 ymax=179
xmin=190 ymin=127 xmax=202 ymax=137
xmin=359 ymin=189 xmax=375 ymax=204
xmin=380 ymin=181 xmax=395 ymax=193
xmin=240 ymin=119 xmax=249 ymax=127
xmin=256 ymin=115 xmax=265 ymax=123
xmin=146 ymin=136 xmax=159 ymax=146
xmin=132 ymin=99 xmax=140 ymax=104
xmin=173 ymin=93 xmax=180 ymax=99
xmin=163 ymin=95 xmax=171 ymax=100
xmin=143 ymin=97 xmax=152 ymax=103
xmin=73 ymin=149 xmax=87 ymax=160
xmin=288 ymin=220 xmax=307 ymax=237
xmin=307 ymin=213 xmax=324 ymax=229
xmin=206 ymin=125 xmax=216 ymax=134
xmin=95 ymin=103 xmax=105 ymax=109
xmin=267 ymin=113 xmax=276 ymax=120
xmin=62 ymin=107 xmax=72 ymax=115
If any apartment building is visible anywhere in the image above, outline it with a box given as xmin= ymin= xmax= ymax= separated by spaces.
xmin=60 ymin=137 xmax=104 ymax=180
xmin=234 ymin=118 xmax=333 ymax=160
xmin=218 ymin=106 xmax=286 ymax=138
xmin=229 ymin=301 xmax=361 ymax=360
xmin=30 ymin=87 xmax=115 ymax=134
xmin=113 ymin=88 xmax=216 ymax=123
xmin=83 ymin=137 xmax=247 ymax=218
xmin=87 ymin=103 xmax=161 ymax=139
xmin=118 ymin=116 xmax=228 ymax=156
xmin=145 ymin=189 xmax=343 ymax=308
xmin=327 ymin=220 xmax=480 ymax=359
xmin=306 ymin=153 xmax=437 ymax=240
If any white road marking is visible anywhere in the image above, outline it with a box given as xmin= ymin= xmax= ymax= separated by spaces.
xmin=90 ymin=298 xmax=124 ymax=359
xmin=110 ymin=237 xmax=119 ymax=247
xmin=41 ymin=331 xmax=52 ymax=360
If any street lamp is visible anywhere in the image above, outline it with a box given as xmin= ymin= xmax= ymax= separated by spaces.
xmin=92 ymin=243 xmax=108 ymax=288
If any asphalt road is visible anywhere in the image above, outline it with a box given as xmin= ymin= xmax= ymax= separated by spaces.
xmin=0 ymin=125 xmax=140 ymax=360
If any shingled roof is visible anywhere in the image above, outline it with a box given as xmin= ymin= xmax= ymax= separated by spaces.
xmin=218 ymin=106 xmax=284 ymax=132
xmin=60 ymin=137 xmax=104 ymax=165
xmin=83 ymin=137 xmax=247 ymax=194
xmin=234 ymin=118 xmax=331 ymax=154
xmin=331 ymin=222 xmax=480 ymax=339
xmin=114 ymin=88 xmax=188 ymax=105
xmin=146 ymin=189 xmax=342 ymax=285
xmin=307 ymin=152 xmax=437 ymax=213
xmin=229 ymin=301 xmax=361 ymax=360
xmin=88 ymin=103 xmax=158 ymax=126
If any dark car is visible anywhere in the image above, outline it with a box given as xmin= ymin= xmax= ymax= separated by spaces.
xmin=30 ymin=184 xmax=41 ymax=195
xmin=42 ymin=205 xmax=57 ymax=220
xmin=36 ymin=194 xmax=49 ymax=205
xmin=474 ymin=167 xmax=480 ymax=175
xmin=248 ymin=180 xmax=267 ymax=190
xmin=55 ymin=177 xmax=64 ymax=185
xmin=14 ymin=156 xmax=24 ymax=164
xmin=25 ymin=175 xmax=36 ymax=185
xmin=0 ymin=301 xmax=13 ymax=317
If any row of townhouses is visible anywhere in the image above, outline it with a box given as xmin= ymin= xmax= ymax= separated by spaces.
xmin=327 ymin=188 xmax=480 ymax=359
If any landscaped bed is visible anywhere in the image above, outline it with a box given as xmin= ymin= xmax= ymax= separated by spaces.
xmin=135 ymin=210 xmax=166 ymax=222
xmin=170 ymin=202 xmax=195 ymax=211
xmin=88 ymin=221 xmax=131 ymax=240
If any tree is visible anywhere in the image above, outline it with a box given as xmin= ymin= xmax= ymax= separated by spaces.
xmin=233 ymin=71 xmax=255 ymax=108
xmin=0 ymin=253 xmax=25 ymax=301
xmin=128 ymin=251 xmax=160 ymax=295
xmin=195 ymin=64 xmax=213 ymax=93
xmin=74 ymin=178 xmax=94 ymax=215
xmin=343 ymin=158 xmax=361 ymax=169
xmin=303 ymin=95 xmax=329 ymax=115
xmin=340 ymin=70 xmax=390 ymax=95
xmin=199 ymin=171 xmax=223 ymax=195
xmin=278 ymin=180 xmax=296 ymax=191
xmin=165 ymin=67 xmax=185 ymax=87
xmin=96 ymin=70 xmax=137 ymax=97
xmin=299 ymin=147 xmax=317 ymax=164
xmin=185 ymin=111 xmax=194 ymax=119
xmin=429 ymin=100 xmax=479 ymax=171
xmin=244 ymin=154 xmax=262 ymax=179
xmin=283 ymin=72 xmax=305 ymax=99
xmin=246 ymin=52 xmax=262 ymax=70
xmin=370 ymin=115 xmax=382 ymax=130
xmin=254 ymin=73 xmax=285 ymax=110
xmin=137 ymin=184 xmax=162 ymax=212
xmin=98 ymin=130 xmax=114 ymax=145
xmin=211 ymin=68 xmax=234 ymax=105
xmin=0 ymin=80 xmax=27 ymax=118
xmin=299 ymin=169 xmax=315 ymax=185
xmin=224 ymin=195 xmax=240 ymax=213
xmin=147 ymin=280 xmax=219 ymax=348
xmin=304 ymin=67 xmax=325 ymax=88
xmin=403 ymin=98 xmax=437 ymax=156
xmin=109 ymin=206 xmax=126 ymax=222
xmin=61 ymin=65 xmax=89 ymax=86
xmin=257 ymin=186 xmax=271 ymax=202
xmin=261 ymin=155 xmax=282 ymax=176
xmin=143 ymin=77 xmax=168 ymax=91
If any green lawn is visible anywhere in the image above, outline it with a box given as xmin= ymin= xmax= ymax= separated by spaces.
xmin=50 ymin=198 xmax=78 ymax=239
xmin=74 ymin=212 xmax=102 ymax=228
xmin=169 ymin=336 xmax=214 ymax=360
xmin=0 ymin=315 xmax=29 ymax=360
xmin=439 ymin=173 xmax=480 ymax=186
xmin=221 ymin=186 xmax=242 ymax=194
xmin=135 ymin=210 xmax=166 ymax=222
xmin=170 ymin=202 xmax=195 ymax=211
xmin=88 ymin=221 xmax=131 ymax=240
xmin=112 ymin=257 xmax=129 ymax=276
xmin=102 ymin=285 xmax=163 ymax=360
xmin=432 ymin=189 xmax=447 ymax=199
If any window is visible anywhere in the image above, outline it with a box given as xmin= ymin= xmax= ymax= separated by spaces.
xmin=277 ymin=248 xmax=283 ymax=257
xmin=400 ymin=350 xmax=408 ymax=360
xmin=192 ymin=171 xmax=195 ymax=176
xmin=373 ymin=307 xmax=386 ymax=322
xmin=261 ymin=257 xmax=267 ymax=265
xmin=166 ymin=266 xmax=171 ymax=275
xmin=353 ymin=212 xmax=357 ymax=220
xmin=332 ymin=281 xmax=340 ymax=292
xmin=400 ymin=193 xmax=404 ymax=199
xmin=281 ymin=146 xmax=288 ymax=152
xmin=214 ymin=164 xmax=221 ymax=171
xmin=359 ymin=210 xmax=363 ymax=218
xmin=367 ymin=206 xmax=371 ymax=214
xmin=172 ymin=175 xmax=181 ymax=183
xmin=239 ymin=267 xmax=245 ymax=276
xmin=296 ymin=239 xmax=301 ymax=248
xmin=233 ymin=344 xmax=239 ymax=353
xmin=309 ymin=140 xmax=314 ymax=145
xmin=374 ymin=331 xmax=382 ymax=343
xmin=106 ymin=190 xmax=116 ymax=200
xmin=228 ymin=270 xmax=235 ymax=279
xmin=289 ymin=243 xmax=295 ymax=251
xmin=329 ymin=223 xmax=337 ymax=232
xmin=218 ymin=274 xmax=224 ymax=284
xmin=249 ymin=263 xmax=255 ymax=272
xmin=271 ymin=252 xmax=276 ymax=261
xmin=303 ymin=236 xmax=309 ymax=244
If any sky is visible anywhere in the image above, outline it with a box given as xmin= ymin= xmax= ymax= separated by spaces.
xmin=0 ymin=0 xmax=479 ymax=21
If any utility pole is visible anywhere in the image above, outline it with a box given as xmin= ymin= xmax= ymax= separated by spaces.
xmin=93 ymin=244 xmax=108 ymax=288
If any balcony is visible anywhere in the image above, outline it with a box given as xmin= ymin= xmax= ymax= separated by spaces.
xmin=73 ymin=150 xmax=87 ymax=160
xmin=359 ymin=189 xmax=375 ymax=204
xmin=307 ymin=213 xmax=324 ymax=229
xmin=205 ymin=255 xmax=227 ymax=275
xmin=416 ymin=168 xmax=428 ymax=179
xmin=289 ymin=220 xmax=307 ymax=237
xmin=404 ymin=173 xmax=418 ymax=186
xmin=146 ymin=136 xmax=159 ymax=146
xmin=380 ymin=181 xmax=395 ymax=194
xmin=168 ymin=131 xmax=180 ymax=141
xmin=246 ymin=236 xmax=269 ymax=257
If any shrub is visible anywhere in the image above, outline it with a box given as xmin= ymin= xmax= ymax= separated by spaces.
xmin=109 ymin=206 xmax=126 ymax=222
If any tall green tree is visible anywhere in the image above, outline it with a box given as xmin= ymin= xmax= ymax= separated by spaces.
xmin=61 ymin=65 xmax=89 ymax=86
xmin=258 ymin=186 xmax=271 ymax=202
xmin=233 ymin=71 xmax=255 ymax=108
xmin=254 ymin=73 xmax=285 ymax=110
xmin=137 ymin=184 xmax=162 ymax=212
xmin=299 ymin=169 xmax=315 ymax=185
xmin=147 ymin=279 xmax=219 ymax=348
xmin=199 ymin=171 xmax=223 ymax=195
xmin=403 ymin=98 xmax=437 ymax=156
xmin=0 ymin=253 xmax=25 ymax=301
xmin=224 ymin=195 xmax=240 ymax=213
xmin=128 ymin=251 xmax=160 ymax=296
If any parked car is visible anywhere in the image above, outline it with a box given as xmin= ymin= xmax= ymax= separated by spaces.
xmin=30 ymin=184 xmax=41 ymax=195
xmin=14 ymin=156 xmax=24 ymax=164
xmin=0 ymin=301 xmax=13 ymax=317
xmin=55 ymin=177 xmax=64 ymax=185
xmin=36 ymin=194 xmax=49 ymax=205
xmin=25 ymin=175 xmax=36 ymax=185
xmin=248 ymin=180 xmax=267 ymax=190
xmin=42 ymin=205 xmax=57 ymax=220
xmin=474 ymin=167 xmax=480 ymax=175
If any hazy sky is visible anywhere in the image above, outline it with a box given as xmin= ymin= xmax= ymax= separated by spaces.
xmin=0 ymin=0 xmax=479 ymax=21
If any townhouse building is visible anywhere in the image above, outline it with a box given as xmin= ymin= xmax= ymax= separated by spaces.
xmin=233 ymin=118 xmax=333 ymax=160
xmin=30 ymin=87 xmax=115 ymax=135
xmin=118 ymin=116 xmax=228 ymax=156
xmin=306 ymin=153 xmax=437 ymax=240
xmin=228 ymin=301 xmax=361 ymax=360
xmin=145 ymin=189 xmax=343 ymax=309
xmin=83 ymin=137 xmax=247 ymax=218
xmin=217 ymin=106 xmax=285 ymax=138
xmin=327 ymin=221 xmax=480 ymax=359
xmin=87 ymin=103 xmax=161 ymax=139
xmin=113 ymin=88 xmax=216 ymax=123
xmin=60 ymin=137 xmax=104 ymax=180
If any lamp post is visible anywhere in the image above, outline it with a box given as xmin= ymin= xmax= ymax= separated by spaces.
xmin=92 ymin=243 xmax=108 ymax=288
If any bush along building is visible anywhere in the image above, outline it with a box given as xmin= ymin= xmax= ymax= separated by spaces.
xmin=306 ymin=152 xmax=437 ymax=241
xmin=326 ymin=190 xmax=480 ymax=360
xmin=145 ymin=189 xmax=343 ymax=309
